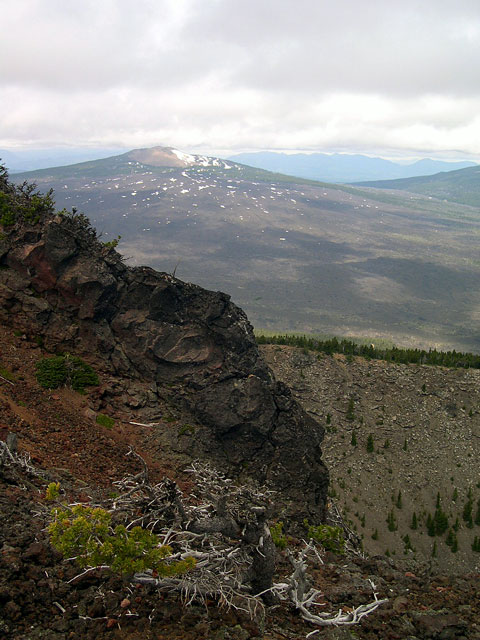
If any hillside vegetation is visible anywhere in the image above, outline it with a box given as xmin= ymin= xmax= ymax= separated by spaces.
xmin=257 ymin=332 xmax=480 ymax=369
xmin=354 ymin=164 xmax=480 ymax=208
xmin=262 ymin=343 xmax=480 ymax=575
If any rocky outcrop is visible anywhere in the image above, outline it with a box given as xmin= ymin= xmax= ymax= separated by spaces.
xmin=0 ymin=212 xmax=328 ymax=522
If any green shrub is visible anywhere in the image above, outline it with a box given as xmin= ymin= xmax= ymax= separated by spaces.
xmin=49 ymin=503 xmax=195 ymax=576
xmin=35 ymin=354 xmax=99 ymax=392
xmin=0 ymin=169 xmax=54 ymax=228
xmin=96 ymin=413 xmax=115 ymax=429
xmin=270 ymin=521 xmax=288 ymax=550
xmin=102 ymin=235 xmax=121 ymax=249
xmin=303 ymin=520 xmax=345 ymax=553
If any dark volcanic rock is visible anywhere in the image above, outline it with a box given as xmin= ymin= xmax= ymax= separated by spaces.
xmin=0 ymin=213 xmax=328 ymax=522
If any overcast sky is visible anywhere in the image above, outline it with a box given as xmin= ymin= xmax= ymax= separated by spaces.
xmin=2 ymin=0 xmax=480 ymax=159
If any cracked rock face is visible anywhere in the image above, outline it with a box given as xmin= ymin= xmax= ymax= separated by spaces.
xmin=0 ymin=214 xmax=328 ymax=522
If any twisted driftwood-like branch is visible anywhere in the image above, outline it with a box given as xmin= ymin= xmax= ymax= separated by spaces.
xmin=270 ymin=542 xmax=387 ymax=631
xmin=0 ymin=437 xmax=43 ymax=478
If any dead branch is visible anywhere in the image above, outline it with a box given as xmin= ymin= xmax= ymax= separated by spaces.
xmin=271 ymin=543 xmax=387 ymax=631
xmin=0 ymin=438 xmax=42 ymax=477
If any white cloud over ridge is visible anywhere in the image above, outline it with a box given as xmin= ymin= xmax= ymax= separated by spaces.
xmin=1 ymin=0 xmax=480 ymax=158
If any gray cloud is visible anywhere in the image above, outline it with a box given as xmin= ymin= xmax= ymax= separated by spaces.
xmin=1 ymin=0 xmax=480 ymax=158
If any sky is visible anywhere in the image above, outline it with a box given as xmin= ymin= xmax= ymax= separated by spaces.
xmin=2 ymin=0 xmax=480 ymax=160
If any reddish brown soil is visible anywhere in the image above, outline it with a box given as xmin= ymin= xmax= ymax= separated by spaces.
xmin=0 ymin=325 xmax=178 ymax=489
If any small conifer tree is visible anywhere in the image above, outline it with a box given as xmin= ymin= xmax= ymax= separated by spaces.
xmin=451 ymin=534 xmax=459 ymax=553
xmin=386 ymin=510 xmax=397 ymax=532
xmin=366 ymin=434 xmax=374 ymax=453
xmin=463 ymin=496 xmax=474 ymax=528
xmin=475 ymin=499 xmax=480 ymax=526
xmin=346 ymin=398 xmax=355 ymax=421
xmin=445 ymin=529 xmax=454 ymax=546
xmin=396 ymin=491 xmax=402 ymax=509
xmin=433 ymin=505 xmax=449 ymax=535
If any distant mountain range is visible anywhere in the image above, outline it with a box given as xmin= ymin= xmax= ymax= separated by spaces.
xmin=228 ymin=151 xmax=476 ymax=184
xmin=354 ymin=164 xmax=480 ymax=208
xmin=0 ymin=146 xmax=128 ymax=172
xmin=12 ymin=145 xmax=480 ymax=351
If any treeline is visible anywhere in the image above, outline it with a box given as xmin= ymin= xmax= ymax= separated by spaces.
xmin=255 ymin=333 xmax=480 ymax=369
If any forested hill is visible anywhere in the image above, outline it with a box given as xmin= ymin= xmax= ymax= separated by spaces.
xmin=354 ymin=164 xmax=480 ymax=208
xmin=256 ymin=333 xmax=480 ymax=368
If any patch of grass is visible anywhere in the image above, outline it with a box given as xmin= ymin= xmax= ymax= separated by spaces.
xmin=178 ymin=423 xmax=195 ymax=436
xmin=0 ymin=365 xmax=16 ymax=382
xmin=96 ymin=413 xmax=115 ymax=429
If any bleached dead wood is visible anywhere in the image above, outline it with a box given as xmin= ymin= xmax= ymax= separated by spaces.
xmin=269 ymin=543 xmax=387 ymax=632
xmin=0 ymin=438 xmax=40 ymax=476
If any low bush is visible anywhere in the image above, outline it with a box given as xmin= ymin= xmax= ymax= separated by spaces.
xmin=270 ymin=521 xmax=288 ymax=550
xmin=48 ymin=502 xmax=195 ymax=576
xmin=303 ymin=520 xmax=345 ymax=553
xmin=35 ymin=354 xmax=99 ymax=392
